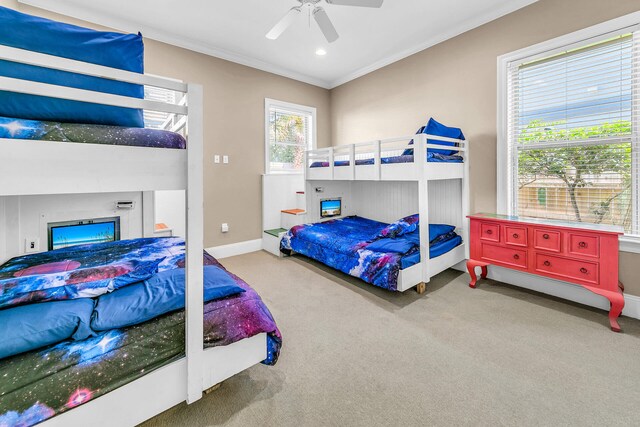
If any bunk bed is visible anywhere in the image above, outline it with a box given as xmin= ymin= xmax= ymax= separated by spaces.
xmin=290 ymin=132 xmax=469 ymax=293
xmin=0 ymin=8 xmax=280 ymax=427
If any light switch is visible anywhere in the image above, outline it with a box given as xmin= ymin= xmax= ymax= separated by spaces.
xmin=214 ymin=155 xmax=220 ymax=164
xmin=223 ymin=155 xmax=229 ymax=164
xmin=25 ymin=238 xmax=40 ymax=253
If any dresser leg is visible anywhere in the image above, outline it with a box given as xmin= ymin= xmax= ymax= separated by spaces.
xmin=608 ymin=293 xmax=625 ymax=333
xmin=467 ymin=260 xmax=489 ymax=289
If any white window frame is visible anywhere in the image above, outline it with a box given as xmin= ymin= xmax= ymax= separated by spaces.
xmin=264 ymin=98 xmax=317 ymax=175
xmin=497 ymin=11 xmax=640 ymax=253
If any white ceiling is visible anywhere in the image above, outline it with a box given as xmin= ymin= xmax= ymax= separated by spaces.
xmin=20 ymin=0 xmax=538 ymax=88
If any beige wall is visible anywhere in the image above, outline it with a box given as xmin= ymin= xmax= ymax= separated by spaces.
xmin=1 ymin=0 xmax=331 ymax=248
xmin=329 ymin=0 xmax=640 ymax=295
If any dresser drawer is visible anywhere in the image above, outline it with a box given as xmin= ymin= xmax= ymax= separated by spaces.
xmin=533 ymin=228 xmax=561 ymax=253
xmin=534 ymin=253 xmax=599 ymax=285
xmin=480 ymin=222 xmax=500 ymax=243
xmin=481 ymin=243 xmax=527 ymax=268
xmin=505 ymin=226 xmax=527 ymax=247
xmin=568 ymin=233 xmax=599 ymax=258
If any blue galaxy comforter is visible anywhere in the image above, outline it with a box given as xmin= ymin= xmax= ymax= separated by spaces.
xmin=280 ymin=216 xmax=462 ymax=291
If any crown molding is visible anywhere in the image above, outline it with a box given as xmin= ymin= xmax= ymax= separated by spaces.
xmin=328 ymin=0 xmax=539 ymax=88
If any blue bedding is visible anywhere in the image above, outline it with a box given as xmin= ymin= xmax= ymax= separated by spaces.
xmin=0 ymin=116 xmax=187 ymax=149
xmin=280 ymin=215 xmax=462 ymax=291
xmin=310 ymin=151 xmax=462 ymax=168
xmin=0 ymin=238 xmax=281 ymax=361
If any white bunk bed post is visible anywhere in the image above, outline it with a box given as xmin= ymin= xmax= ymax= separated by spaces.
xmin=375 ymin=140 xmax=382 ymax=180
xmin=185 ymin=83 xmax=205 ymax=404
xmin=416 ymin=134 xmax=430 ymax=293
xmin=462 ymin=140 xmax=471 ymax=259
xmin=349 ymin=144 xmax=356 ymax=180
xmin=328 ymin=147 xmax=335 ymax=179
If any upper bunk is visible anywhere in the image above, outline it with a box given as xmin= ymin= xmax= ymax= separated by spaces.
xmin=305 ymin=133 xmax=467 ymax=182
xmin=0 ymin=43 xmax=203 ymax=197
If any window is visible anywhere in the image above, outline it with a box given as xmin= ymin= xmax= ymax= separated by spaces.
xmin=499 ymin=14 xmax=640 ymax=248
xmin=265 ymin=99 xmax=316 ymax=174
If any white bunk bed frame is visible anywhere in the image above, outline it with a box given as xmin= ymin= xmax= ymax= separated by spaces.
xmin=0 ymin=44 xmax=267 ymax=426
xmin=304 ymin=134 xmax=470 ymax=293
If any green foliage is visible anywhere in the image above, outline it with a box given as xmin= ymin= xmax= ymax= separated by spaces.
xmin=270 ymin=112 xmax=307 ymax=169
xmin=517 ymin=120 xmax=632 ymax=223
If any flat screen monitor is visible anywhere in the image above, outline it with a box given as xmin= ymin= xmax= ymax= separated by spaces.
xmin=320 ymin=198 xmax=341 ymax=218
xmin=48 ymin=216 xmax=121 ymax=250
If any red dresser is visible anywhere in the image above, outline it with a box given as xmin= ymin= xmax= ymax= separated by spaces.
xmin=467 ymin=213 xmax=625 ymax=332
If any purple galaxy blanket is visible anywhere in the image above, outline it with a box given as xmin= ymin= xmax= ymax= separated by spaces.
xmin=0 ymin=115 xmax=186 ymax=149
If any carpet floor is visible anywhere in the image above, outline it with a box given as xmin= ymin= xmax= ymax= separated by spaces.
xmin=142 ymin=250 xmax=640 ymax=426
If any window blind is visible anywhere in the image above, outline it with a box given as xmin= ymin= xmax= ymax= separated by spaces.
xmin=143 ymin=85 xmax=177 ymax=129
xmin=268 ymin=105 xmax=313 ymax=173
xmin=507 ymin=31 xmax=640 ymax=235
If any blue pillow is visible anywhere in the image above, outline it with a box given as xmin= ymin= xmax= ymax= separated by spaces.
xmin=403 ymin=118 xmax=465 ymax=156
xmin=0 ymin=6 xmax=144 ymax=127
xmin=91 ymin=266 xmax=245 ymax=331
xmin=366 ymin=238 xmax=415 ymax=254
xmin=429 ymin=224 xmax=456 ymax=242
xmin=0 ymin=298 xmax=95 ymax=360
xmin=370 ymin=224 xmax=456 ymax=253
xmin=376 ymin=214 xmax=420 ymax=239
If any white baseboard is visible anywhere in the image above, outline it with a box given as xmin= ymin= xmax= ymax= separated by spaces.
xmin=206 ymin=239 xmax=262 ymax=259
xmin=452 ymin=262 xmax=640 ymax=321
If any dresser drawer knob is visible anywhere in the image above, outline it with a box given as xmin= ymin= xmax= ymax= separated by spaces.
xmin=543 ymin=260 xmax=551 ymax=267
xmin=579 ymin=241 xmax=588 ymax=248
xmin=580 ymin=267 xmax=588 ymax=274
xmin=513 ymin=233 xmax=519 ymax=239
xmin=513 ymin=254 xmax=520 ymax=260
xmin=486 ymin=229 xmax=493 ymax=235
xmin=543 ymin=234 xmax=550 ymax=239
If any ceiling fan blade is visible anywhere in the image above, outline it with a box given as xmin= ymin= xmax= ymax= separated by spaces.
xmin=266 ymin=7 xmax=301 ymax=40
xmin=325 ymin=0 xmax=384 ymax=8
xmin=313 ymin=7 xmax=339 ymax=43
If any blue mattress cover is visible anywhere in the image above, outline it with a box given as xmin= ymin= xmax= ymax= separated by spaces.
xmin=0 ymin=116 xmax=186 ymax=149
xmin=310 ymin=152 xmax=462 ymax=168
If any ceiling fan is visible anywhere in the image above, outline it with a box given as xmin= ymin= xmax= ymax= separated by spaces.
xmin=266 ymin=0 xmax=384 ymax=44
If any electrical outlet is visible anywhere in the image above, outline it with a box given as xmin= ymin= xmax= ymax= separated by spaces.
xmin=221 ymin=223 xmax=229 ymax=233
xmin=25 ymin=238 xmax=40 ymax=253
xmin=223 ymin=155 xmax=229 ymax=164
xmin=214 ymin=155 xmax=220 ymax=164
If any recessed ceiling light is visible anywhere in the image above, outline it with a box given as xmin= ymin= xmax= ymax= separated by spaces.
xmin=316 ymin=48 xmax=327 ymax=56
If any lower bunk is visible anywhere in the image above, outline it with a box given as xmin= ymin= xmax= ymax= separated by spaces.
xmin=0 ymin=237 xmax=281 ymax=427
xmin=280 ymin=215 xmax=464 ymax=292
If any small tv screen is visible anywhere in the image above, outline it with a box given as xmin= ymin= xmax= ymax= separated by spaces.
xmin=321 ymin=198 xmax=341 ymax=218
xmin=48 ymin=217 xmax=121 ymax=250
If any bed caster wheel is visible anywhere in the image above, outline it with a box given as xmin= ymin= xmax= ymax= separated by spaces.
xmin=416 ymin=283 xmax=426 ymax=294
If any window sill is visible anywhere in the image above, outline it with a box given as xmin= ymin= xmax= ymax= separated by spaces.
xmin=619 ymin=236 xmax=640 ymax=254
